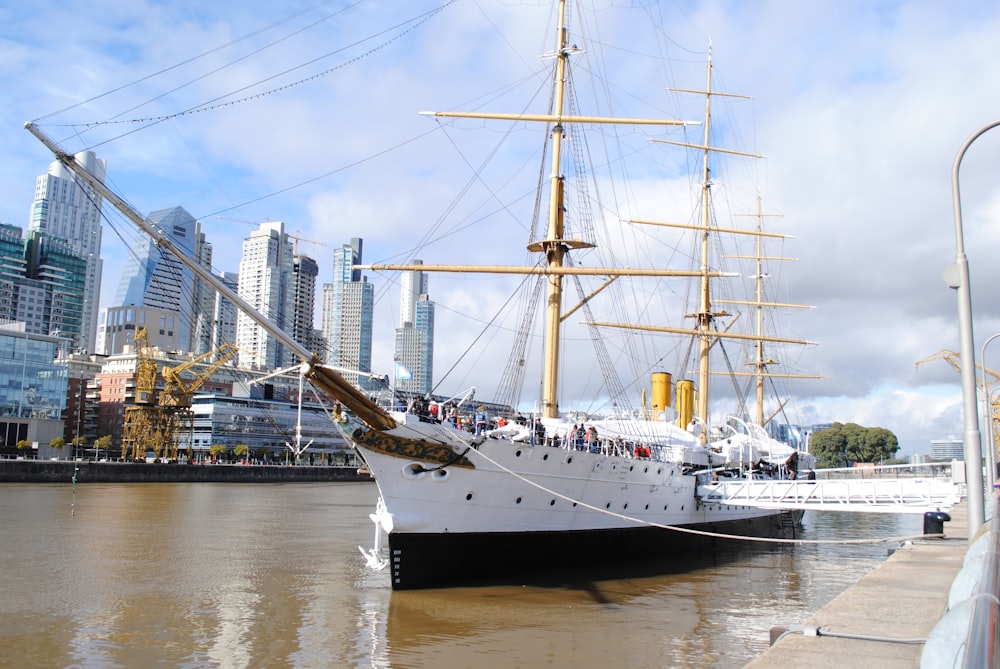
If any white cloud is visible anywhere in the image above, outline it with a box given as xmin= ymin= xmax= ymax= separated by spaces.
xmin=4 ymin=1 xmax=1000 ymax=457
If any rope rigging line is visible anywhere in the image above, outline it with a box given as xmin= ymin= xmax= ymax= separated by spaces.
xmin=34 ymin=0 xmax=353 ymax=123
xmin=42 ymin=1 xmax=458 ymax=135
xmin=495 ymin=274 xmax=545 ymax=411
xmin=430 ymin=272 xmax=534 ymax=397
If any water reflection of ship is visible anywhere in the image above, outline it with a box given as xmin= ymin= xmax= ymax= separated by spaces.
xmin=380 ymin=548 xmax=801 ymax=668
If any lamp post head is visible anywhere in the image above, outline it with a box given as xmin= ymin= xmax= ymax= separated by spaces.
xmin=941 ymin=263 xmax=963 ymax=289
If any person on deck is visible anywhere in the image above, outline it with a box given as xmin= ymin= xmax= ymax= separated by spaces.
xmin=475 ymin=406 xmax=489 ymax=435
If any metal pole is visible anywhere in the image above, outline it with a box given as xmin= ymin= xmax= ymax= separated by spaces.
xmin=979 ymin=332 xmax=1000 ymax=491
xmin=950 ymin=119 xmax=1000 ymax=537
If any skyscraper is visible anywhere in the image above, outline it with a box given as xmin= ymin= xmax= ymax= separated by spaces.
xmin=24 ymin=230 xmax=87 ymax=345
xmin=0 ymin=225 xmax=29 ymax=324
xmin=29 ymin=150 xmax=106 ymax=354
xmin=321 ymin=238 xmax=374 ymax=389
xmin=393 ymin=261 xmax=434 ymax=395
xmin=290 ymin=253 xmax=319 ymax=352
xmin=189 ymin=224 xmax=216 ymax=355
xmin=210 ymin=271 xmax=239 ymax=354
xmin=235 ymin=221 xmax=316 ymax=370
xmin=101 ymin=206 xmax=209 ymax=354
xmin=0 ymin=224 xmax=86 ymax=345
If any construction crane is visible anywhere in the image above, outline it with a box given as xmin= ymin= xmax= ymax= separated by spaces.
xmin=160 ymin=342 xmax=239 ymax=408
xmin=122 ymin=328 xmax=165 ymax=460
xmin=133 ymin=328 xmax=158 ymax=405
xmin=916 ymin=349 xmax=1000 ymax=458
xmin=215 ymin=217 xmax=326 ymax=254
xmin=122 ymin=331 xmax=239 ymax=461
xmin=158 ymin=342 xmax=239 ymax=461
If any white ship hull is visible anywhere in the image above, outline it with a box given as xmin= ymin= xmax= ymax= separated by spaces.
xmin=353 ymin=418 xmax=801 ymax=590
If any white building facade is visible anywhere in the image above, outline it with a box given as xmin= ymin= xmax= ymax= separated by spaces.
xmin=234 ymin=222 xmax=316 ymax=371
xmin=321 ymin=238 xmax=374 ymax=389
xmin=29 ymin=150 xmax=106 ymax=354
xmin=393 ymin=261 xmax=434 ymax=396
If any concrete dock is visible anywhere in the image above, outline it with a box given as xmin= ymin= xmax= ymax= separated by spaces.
xmin=745 ymin=500 xmax=970 ymax=668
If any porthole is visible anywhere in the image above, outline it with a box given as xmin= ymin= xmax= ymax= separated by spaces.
xmin=432 ymin=469 xmax=449 ymax=481
xmin=567 ymin=457 xmax=573 ymax=464
xmin=605 ymin=502 xmax=611 ymax=509
xmin=549 ymin=499 xmax=556 ymax=506
xmin=466 ymin=493 xmax=473 ymax=501
xmin=515 ymin=450 xmax=522 ymax=457
xmin=623 ymin=503 xmax=628 ymax=510
xmin=664 ymin=504 xmax=668 ymax=510
xmin=572 ymin=502 xmax=578 ymax=507
xmin=516 ymin=497 xmax=522 ymax=504
xmin=681 ymin=505 xmax=685 ymax=511
xmin=629 ymin=465 xmax=634 ymax=472
xmin=644 ymin=504 xmax=649 ymax=510
xmin=643 ymin=466 xmax=649 ymax=473
xmin=543 ymin=453 xmax=549 ymax=461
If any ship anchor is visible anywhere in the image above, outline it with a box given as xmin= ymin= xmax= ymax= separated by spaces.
xmin=358 ymin=496 xmax=390 ymax=571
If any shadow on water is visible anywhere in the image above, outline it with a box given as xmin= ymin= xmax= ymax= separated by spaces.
xmin=490 ymin=538 xmax=792 ymax=598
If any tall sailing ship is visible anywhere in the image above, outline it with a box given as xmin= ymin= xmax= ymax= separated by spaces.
xmin=28 ymin=0 xmax=817 ymax=590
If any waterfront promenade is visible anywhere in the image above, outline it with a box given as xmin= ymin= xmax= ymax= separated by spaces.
xmin=745 ymin=500 xmax=970 ymax=668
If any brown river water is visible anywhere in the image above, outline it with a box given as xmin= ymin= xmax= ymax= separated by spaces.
xmin=0 ymin=482 xmax=922 ymax=668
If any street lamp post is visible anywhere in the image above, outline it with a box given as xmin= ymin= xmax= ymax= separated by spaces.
xmin=948 ymin=119 xmax=1000 ymax=538
xmin=979 ymin=333 xmax=1000 ymax=492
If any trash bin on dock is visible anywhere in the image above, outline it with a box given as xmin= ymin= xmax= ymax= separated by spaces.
xmin=923 ymin=511 xmax=951 ymax=536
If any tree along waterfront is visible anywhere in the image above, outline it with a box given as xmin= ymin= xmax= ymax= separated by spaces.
xmin=809 ymin=422 xmax=900 ymax=468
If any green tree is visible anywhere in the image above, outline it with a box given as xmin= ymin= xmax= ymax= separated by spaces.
xmin=234 ymin=443 xmax=249 ymax=462
xmin=209 ymin=444 xmax=227 ymax=461
xmin=94 ymin=435 xmax=112 ymax=459
xmin=16 ymin=439 xmax=32 ymax=455
xmin=811 ymin=423 xmax=845 ymax=468
xmin=811 ymin=422 xmax=900 ymax=468
xmin=71 ymin=436 xmax=86 ymax=460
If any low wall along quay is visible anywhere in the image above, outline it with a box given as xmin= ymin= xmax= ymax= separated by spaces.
xmin=0 ymin=460 xmax=373 ymax=484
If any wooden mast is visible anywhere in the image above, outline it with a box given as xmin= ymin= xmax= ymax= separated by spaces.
xmin=727 ymin=197 xmax=822 ymax=425
xmin=537 ymin=0 xmax=570 ymax=419
xmin=694 ymin=48 xmax=715 ymax=436
xmin=401 ymin=0 xmax=692 ymax=420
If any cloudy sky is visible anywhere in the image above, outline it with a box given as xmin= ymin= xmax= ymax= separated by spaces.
xmin=3 ymin=0 xmax=1000 ymax=456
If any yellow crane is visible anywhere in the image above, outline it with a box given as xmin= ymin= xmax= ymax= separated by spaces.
xmin=160 ymin=342 xmax=239 ymax=407
xmin=915 ymin=349 xmax=1000 ymax=458
xmin=122 ymin=331 xmax=238 ymax=461
xmin=122 ymin=328 xmax=164 ymax=460
xmin=133 ymin=328 xmax=158 ymax=405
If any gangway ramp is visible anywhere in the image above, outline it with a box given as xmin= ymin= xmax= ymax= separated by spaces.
xmin=698 ymin=477 xmax=961 ymax=513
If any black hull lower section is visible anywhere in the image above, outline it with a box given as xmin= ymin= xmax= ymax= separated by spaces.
xmin=387 ymin=510 xmax=803 ymax=590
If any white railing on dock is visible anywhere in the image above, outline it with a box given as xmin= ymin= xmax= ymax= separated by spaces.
xmin=698 ymin=478 xmax=961 ymax=513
